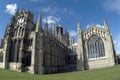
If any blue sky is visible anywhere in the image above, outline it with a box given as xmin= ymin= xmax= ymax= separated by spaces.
xmin=0 ymin=0 xmax=120 ymax=54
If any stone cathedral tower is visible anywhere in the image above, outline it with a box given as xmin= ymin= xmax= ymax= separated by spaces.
xmin=0 ymin=10 xmax=70 ymax=74
xmin=1 ymin=10 xmax=36 ymax=72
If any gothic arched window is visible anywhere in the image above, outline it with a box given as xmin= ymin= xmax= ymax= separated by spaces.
xmin=14 ymin=29 xmax=17 ymax=36
xmin=87 ymin=35 xmax=105 ymax=59
xmin=0 ymin=52 xmax=3 ymax=62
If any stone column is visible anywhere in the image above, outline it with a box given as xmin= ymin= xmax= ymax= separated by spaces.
xmin=84 ymin=41 xmax=89 ymax=70
xmin=17 ymin=27 xmax=20 ymax=36
xmin=18 ymin=40 xmax=23 ymax=62
xmin=14 ymin=39 xmax=19 ymax=62
xmin=28 ymin=33 xmax=36 ymax=74
xmin=17 ymin=39 xmax=23 ymax=71
xmin=3 ymin=37 xmax=10 ymax=69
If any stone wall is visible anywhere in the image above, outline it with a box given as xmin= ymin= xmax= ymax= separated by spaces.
xmin=88 ymin=57 xmax=114 ymax=69
xmin=0 ymin=49 xmax=4 ymax=68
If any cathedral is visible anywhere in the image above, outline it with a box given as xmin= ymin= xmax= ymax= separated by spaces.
xmin=0 ymin=10 xmax=116 ymax=74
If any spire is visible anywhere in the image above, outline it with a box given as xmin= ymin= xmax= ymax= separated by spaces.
xmin=103 ymin=19 xmax=110 ymax=33
xmin=104 ymin=19 xmax=108 ymax=29
xmin=36 ymin=13 xmax=42 ymax=32
xmin=77 ymin=21 xmax=81 ymax=34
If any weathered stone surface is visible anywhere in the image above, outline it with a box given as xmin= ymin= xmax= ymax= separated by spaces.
xmin=0 ymin=10 xmax=116 ymax=74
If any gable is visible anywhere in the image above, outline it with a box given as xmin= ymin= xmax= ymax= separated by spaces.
xmin=82 ymin=26 xmax=105 ymax=41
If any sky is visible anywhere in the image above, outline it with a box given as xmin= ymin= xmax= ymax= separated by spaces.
xmin=0 ymin=0 xmax=120 ymax=54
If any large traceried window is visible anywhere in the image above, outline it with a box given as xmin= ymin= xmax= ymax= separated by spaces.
xmin=87 ymin=35 xmax=105 ymax=59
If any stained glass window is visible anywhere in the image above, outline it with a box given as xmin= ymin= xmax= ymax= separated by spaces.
xmin=87 ymin=35 xmax=105 ymax=58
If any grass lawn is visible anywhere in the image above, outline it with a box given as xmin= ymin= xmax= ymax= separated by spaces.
xmin=0 ymin=65 xmax=120 ymax=80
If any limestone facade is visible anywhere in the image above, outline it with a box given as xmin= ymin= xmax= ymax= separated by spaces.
xmin=0 ymin=10 xmax=116 ymax=74
xmin=69 ymin=21 xmax=116 ymax=70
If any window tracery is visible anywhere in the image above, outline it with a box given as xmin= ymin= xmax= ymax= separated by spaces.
xmin=87 ymin=35 xmax=105 ymax=59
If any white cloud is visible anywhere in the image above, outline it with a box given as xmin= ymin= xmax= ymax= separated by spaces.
xmin=5 ymin=3 xmax=17 ymax=15
xmin=86 ymin=24 xmax=104 ymax=28
xmin=43 ymin=16 xmax=60 ymax=25
xmin=114 ymin=35 xmax=120 ymax=54
xmin=63 ymin=8 xmax=77 ymax=17
xmin=69 ymin=30 xmax=77 ymax=37
xmin=42 ymin=5 xmax=59 ymax=14
xmin=103 ymin=0 xmax=120 ymax=15
xmin=86 ymin=24 xmax=91 ymax=28
xmin=41 ymin=5 xmax=77 ymax=17
xmin=96 ymin=24 xmax=104 ymax=28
